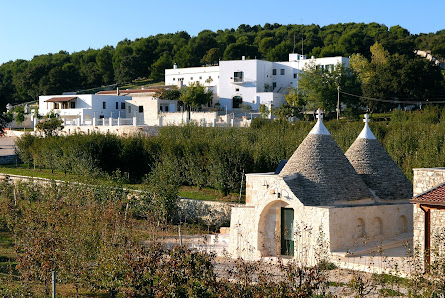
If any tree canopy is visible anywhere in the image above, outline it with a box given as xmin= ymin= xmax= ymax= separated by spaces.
xmin=179 ymin=82 xmax=213 ymax=110
xmin=0 ymin=22 xmax=444 ymax=113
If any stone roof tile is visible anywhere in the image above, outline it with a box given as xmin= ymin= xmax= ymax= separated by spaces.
xmin=345 ymin=117 xmax=412 ymax=201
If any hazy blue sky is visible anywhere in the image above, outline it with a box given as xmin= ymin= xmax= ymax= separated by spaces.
xmin=1 ymin=0 xmax=444 ymax=65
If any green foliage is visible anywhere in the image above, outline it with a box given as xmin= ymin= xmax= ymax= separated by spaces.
xmin=155 ymin=88 xmax=181 ymax=100
xmin=149 ymin=52 xmax=172 ymax=81
xmin=179 ymin=82 xmax=213 ymax=110
xmin=13 ymin=106 xmax=25 ymax=124
xmin=14 ymin=107 xmax=445 ymax=197
xmin=35 ymin=111 xmax=64 ymax=137
xmin=259 ymin=104 xmax=270 ymax=118
xmin=298 ymin=61 xmax=360 ymax=114
xmin=274 ymin=88 xmax=306 ymax=121
xmin=1 ymin=22 xmax=443 ymax=114
xmin=351 ymin=42 xmax=445 ymax=112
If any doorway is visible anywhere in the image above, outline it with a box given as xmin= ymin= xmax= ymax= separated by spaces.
xmin=281 ymin=208 xmax=294 ymax=256
xmin=232 ymin=96 xmax=242 ymax=108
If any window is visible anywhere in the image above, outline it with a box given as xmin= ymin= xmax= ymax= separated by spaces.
xmin=280 ymin=69 xmax=285 ymax=75
xmin=293 ymin=73 xmax=297 ymax=79
xmin=116 ymin=102 xmax=118 ymax=109
xmin=99 ymin=115 xmax=104 ymax=119
xmin=235 ymin=88 xmax=239 ymax=92
xmin=165 ymin=106 xmax=169 ymax=112
xmin=139 ymin=106 xmax=144 ymax=113
xmin=70 ymin=102 xmax=75 ymax=109
xmin=121 ymin=102 xmax=125 ymax=109
xmin=209 ymin=76 xmax=212 ymax=79
xmin=190 ymin=77 xmax=193 ymax=80
xmin=173 ymin=78 xmax=176 ymax=81
xmin=128 ymin=106 xmax=131 ymax=113
xmin=272 ymin=69 xmax=277 ymax=75
xmin=272 ymin=82 xmax=277 ymax=90
xmin=103 ymin=102 xmax=106 ymax=109
xmin=199 ymin=76 xmax=202 ymax=79
xmin=233 ymin=71 xmax=243 ymax=82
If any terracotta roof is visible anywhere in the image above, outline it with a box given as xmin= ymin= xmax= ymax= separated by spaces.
xmin=45 ymin=96 xmax=77 ymax=102
xmin=96 ymin=89 xmax=160 ymax=95
xmin=411 ymin=183 xmax=445 ymax=205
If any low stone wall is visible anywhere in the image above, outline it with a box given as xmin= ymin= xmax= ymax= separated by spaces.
xmin=177 ymin=198 xmax=240 ymax=227
xmin=62 ymin=125 xmax=160 ymax=136
xmin=0 ymin=173 xmax=236 ymax=226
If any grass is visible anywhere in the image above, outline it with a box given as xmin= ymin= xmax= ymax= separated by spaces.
xmin=0 ymin=228 xmax=17 ymax=276
xmin=0 ymin=164 xmax=80 ymax=182
xmin=372 ymin=273 xmax=409 ymax=287
xmin=0 ymin=165 xmax=245 ymax=203
xmin=179 ymin=186 xmax=245 ymax=203
xmin=379 ymin=288 xmax=404 ymax=296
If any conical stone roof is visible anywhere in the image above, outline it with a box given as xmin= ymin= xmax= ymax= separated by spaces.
xmin=345 ymin=114 xmax=413 ymax=201
xmin=279 ymin=110 xmax=373 ymax=206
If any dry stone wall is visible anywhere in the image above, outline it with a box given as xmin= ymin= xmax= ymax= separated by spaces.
xmin=412 ymin=168 xmax=445 ymax=260
xmin=0 ymin=173 xmax=235 ymax=227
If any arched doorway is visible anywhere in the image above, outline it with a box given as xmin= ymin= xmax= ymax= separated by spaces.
xmin=232 ymin=96 xmax=242 ymax=108
xmin=258 ymin=200 xmax=294 ymax=257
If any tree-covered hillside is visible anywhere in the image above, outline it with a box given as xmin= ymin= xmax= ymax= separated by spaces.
xmin=0 ymin=22 xmax=444 ymax=111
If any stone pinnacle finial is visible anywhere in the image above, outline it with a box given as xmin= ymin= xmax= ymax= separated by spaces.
xmin=363 ymin=113 xmax=370 ymax=123
xmin=309 ymin=108 xmax=330 ymax=135
xmin=358 ymin=113 xmax=376 ymax=139
xmin=316 ymin=108 xmax=323 ymax=120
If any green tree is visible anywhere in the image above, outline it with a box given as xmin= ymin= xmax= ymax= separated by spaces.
xmin=179 ymin=82 xmax=213 ymax=111
xmin=14 ymin=106 xmax=25 ymax=124
xmin=155 ymin=88 xmax=181 ymax=100
xmin=150 ymin=52 xmax=172 ymax=81
xmin=202 ymin=48 xmax=220 ymax=65
xmin=298 ymin=62 xmax=360 ymax=114
xmin=35 ymin=111 xmax=64 ymax=137
xmin=96 ymin=46 xmax=115 ymax=85
xmin=351 ymin=42 xmax=445 ymax=111
xmin=274 ymin=88 xmax=306 ymax=121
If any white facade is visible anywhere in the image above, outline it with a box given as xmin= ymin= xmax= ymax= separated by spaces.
xmin=165 ymin=66 xmax=219 ymax=106
xmin=165 ymin=54 xmax=349 ymax=111
xmin=125 ymin=96 xmax=178 ymax=126
xmin=39 ymin=94 xmax=128 ymax=125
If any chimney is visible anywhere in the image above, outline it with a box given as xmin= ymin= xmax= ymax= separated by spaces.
xmin=173 ymin=63 xmax=178 ymax=69
xmin=242 ymin=56 xmax=245 ymax=60
xmin=117 ymin=86 xmax=120 ymax=96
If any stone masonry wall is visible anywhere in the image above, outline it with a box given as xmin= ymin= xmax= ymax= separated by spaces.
xmin=0 ymin=173 xmax=234 ymax=227
xmin=177 ymin=198 xmax=240 ymax=227
xmin=412 ymin=168 xmax=445 ymax=260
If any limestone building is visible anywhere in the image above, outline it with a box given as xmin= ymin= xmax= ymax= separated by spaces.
xmin=228 ymin=111 xmax=413 ymax=263
xmin=410 ymin=168 xmax=445 ymax=267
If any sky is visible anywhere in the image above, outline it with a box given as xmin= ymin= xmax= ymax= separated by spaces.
xmin=1 ymin=0 xmax=444 ymax=65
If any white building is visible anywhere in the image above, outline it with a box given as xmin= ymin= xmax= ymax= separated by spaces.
xmin=39 ymin=94 xmax=128 ymax=125
xmin=165 ymin=65 xmax=220 ymax=106
xmin=165 ymin=54 xmax=349 ymax=111
xmin=125 ymin=96 xmax=178 ymax=126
